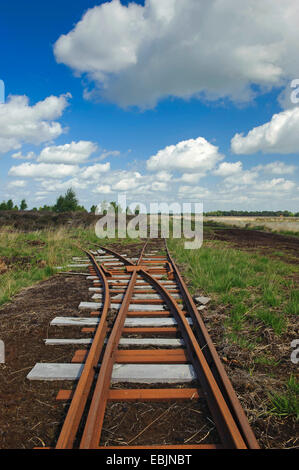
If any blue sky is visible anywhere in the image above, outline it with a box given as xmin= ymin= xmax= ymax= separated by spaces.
xmin=0 ymin=0 xmax=298 ymax=211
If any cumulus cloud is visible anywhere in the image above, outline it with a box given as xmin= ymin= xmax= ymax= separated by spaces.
xmin=179 ymin=173 xmax=203 ymax=184
xmin=12 ymin=151 xmax=36 ymax=160
xmin=0 ymin=94 xmax=71 ymax=153
xmin=39 ymin=178 xmax=88 ymax=192
xmin=80 ymin=162 xmax=110 ymax=179
xmin=231 ymin=107 xmax=299 ymax=154
xmin=113 ymin=172 xmax=142 ymax=191
xmin=8 ymin=180 xmax=27 ymax=188
xmin=254 ymin=178 xmax=296 ymax=192
xmin=98 ymin=150 xmax=121 ymax=161
xmin=37 ymin=141 xmax=97 ymax=164
xmin=178 ymin=185 xmax=211 ymax=198
xmin=224 ymin=170 xmax=259 ymax=186
xmin=253 ymin=161 xmax=296 ymax=175
xmin=8 ymin=162 xmax=79 ymax=179
xmin=155 ymin=171 xmax=172 ymax=182
xmin=151 ymin=181 xmax=167 ymax=191
xmin=213 ymin=161 xmax=243 ymax=176
xmin=92 ymin=184 xmax=112 ymax=194
xmin=147 ymin=137 xmax=223 ymax=173
xmin=54 ymin=0 xmax=299 ymax=108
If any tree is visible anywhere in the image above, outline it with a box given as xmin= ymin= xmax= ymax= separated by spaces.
xmin=6 ymin=199 xmax=14 ymax=210
xmin=109 ymin=201 xmax=123 ymax=214
xmin=134 ymin=205 xmax=140 ymax=215
xmin=100 ymin=200 xmax=108 ymax=215
xmin=20 ymin=199 xmax=27 ymax=210
xmin=53 ymin=188 xmax=80 ymax=213
xmin=90 ymin=205 xmax=97 ymax=213
xmin=39 ymin=204 xmax=52 ymax=211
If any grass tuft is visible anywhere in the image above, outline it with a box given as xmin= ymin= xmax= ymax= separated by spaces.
xmin=269 ymin=375 xmax=299 ymax=420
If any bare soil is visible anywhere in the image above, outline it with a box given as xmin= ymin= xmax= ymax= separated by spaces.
xmin=209 ymin=228 xmax=299 ymax=265
xmin=0 ymin=274 xmax=92 ymax=449
xmin=198 ymin=305 xmax=298 ymax=449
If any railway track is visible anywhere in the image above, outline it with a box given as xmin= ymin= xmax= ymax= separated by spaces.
xmin=27 ymin=239 xmax=259 ymax=449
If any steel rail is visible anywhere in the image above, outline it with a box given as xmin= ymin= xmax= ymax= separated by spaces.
xmin=136 ymin=269 xmax=246 ymax=448
xmin=79 ymin=241 xmax=148 ymax=449
xmin=164 ymin=240 xmax=260 ymax=449
xmin=94 ymin=243 xmax=257 ymax=449
xmin=55 ymin=251 xmax=110 ymax=449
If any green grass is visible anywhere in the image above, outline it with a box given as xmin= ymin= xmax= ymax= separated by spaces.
xmin=285 ymin=289 xmax=299 ymax=315
xmin=269 ymin=375 xmax=299 ymax=420
xmin=0 ymin=225 xmax=139 ymax=306
xmin=168 ymin=237 xmax=298 ymax=341
xmin=274 ymin=230 xmax=299 ymax=238
xmin=255 ymin=309 xmax=287 ymax=335
xmin=254 ymin=355 xmax=281 ymax=367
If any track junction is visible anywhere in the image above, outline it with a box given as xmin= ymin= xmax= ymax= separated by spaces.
xmin=27 ymin=239 xmax=259 ymax=449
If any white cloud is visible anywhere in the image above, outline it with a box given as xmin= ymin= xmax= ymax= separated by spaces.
xmin=155 ymin=171 xmax=172 ymax=182
xmin=12 ymin=151 xmax=36 ymax=160
xmin=224 ymin=170 xmax=259 ymax=186
xmin=80 ymin=162 xmax=110 ymax=179
xmin=151 ymin=181 xmax=167 ymax=191
xmin=113 ymin=172 xmax=142 ymax=191
xmin=8 ymin=162 xmax=79 ymax=179
xmin=178 ymin=185 xmax=211 ymax=198
xmin=255 ymin=178 xmax=296 ymax=192
xmin=253 ymin=161 xmax=296 ymax=175
xmin=180 ymin=173 xmax=203 ymax=184
xmin=54 ymin=0 xmax=299 ymax=108
xmin=147 ymin=137 xmax=223 ymax=173
xmin=37 ymin=141 xmax=97 ymax=164
xmin=8 ymin=180 xmax=27 ymax=188
xmin=0 ymin=94 xmax=71 ymax=153
xmin=231 ymin=107 xmax=299 ymax=154
xmin=98 ymin=150 xmax=121 ymax=161
xmin=92 ymin=184 xmax=112 ymax=194
xmin=214 ymin=161 xmax=243 ymax=176
xmin=89 ymin=170 xmax=146 ymax=195
xmin=39 ymin=178 xmax=88 ymax=192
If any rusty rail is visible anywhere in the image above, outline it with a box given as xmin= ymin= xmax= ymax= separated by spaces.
xmin=55 ymin=251 xmax=110 ymax=449
xmin=164 ymin=239 xmax=259 ymax=449
xmin=79 ymin=241 xmax=148 ymax=448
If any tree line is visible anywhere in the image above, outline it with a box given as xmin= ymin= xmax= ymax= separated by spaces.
xmin=1 ymin=189 xmax=297 ymax=216
xmin=204 ymin=210 xmax=299 ymax=217
xmin=0 ymin=189 xmax=141 ymax=214
xmin=0 ymin=199 xmax=27 ymax=211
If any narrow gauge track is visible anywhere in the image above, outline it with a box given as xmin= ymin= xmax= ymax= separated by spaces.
xmin=28 ymin=239 xmax=259 ymax=449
